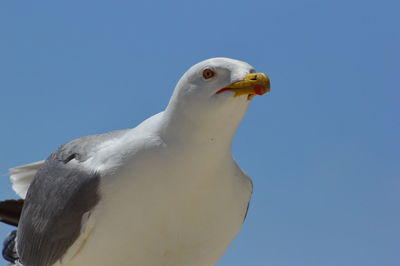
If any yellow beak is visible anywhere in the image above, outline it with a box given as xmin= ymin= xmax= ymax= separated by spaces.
xmin=216 ymin=73 xmax=270 ymax=100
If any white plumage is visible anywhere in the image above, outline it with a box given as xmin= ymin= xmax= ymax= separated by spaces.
xmin=8 ymin=57 xmax=270 ymax=266
xmin=10 ymin=160 xmax=44 ymax=199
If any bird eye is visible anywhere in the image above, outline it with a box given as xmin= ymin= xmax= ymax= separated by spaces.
xmin=202 ymin=68 xmax=216 ymax=79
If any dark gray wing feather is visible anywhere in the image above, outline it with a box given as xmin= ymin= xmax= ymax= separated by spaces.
xmin=243 ymin=180 xmax=253 ymax=223
xmin=16 ymin=129 xmax=128 ymax=266
xmin=2 ymin=230 xmax=18 ymax=264
xmin=0 ymin=200 xmax=24 ymax=227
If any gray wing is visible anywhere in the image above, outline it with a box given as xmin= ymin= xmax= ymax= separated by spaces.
xmin=16 ymin=129 xmax=128 ymax=266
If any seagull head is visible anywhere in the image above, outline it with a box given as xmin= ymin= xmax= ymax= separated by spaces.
xmin=169 ymin=57 xmax=269 ymax=102
xmin=164 ymin=57 xmax=270 ymax=143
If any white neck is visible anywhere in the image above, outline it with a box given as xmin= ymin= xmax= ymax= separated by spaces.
xmin=159 ymin=95 xmax=249 ymax=156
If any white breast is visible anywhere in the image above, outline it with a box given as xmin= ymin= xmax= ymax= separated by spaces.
xmin=61 ymin=140 xmax=252 ymax=266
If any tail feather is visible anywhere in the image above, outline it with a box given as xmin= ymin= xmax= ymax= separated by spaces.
xmin=2 ymin=230 xmax=18 ymax=264
xmin=0 ymin=200 xmax=24 ymax=227
xmin=10 ymin=160 xmax=44 ymax=199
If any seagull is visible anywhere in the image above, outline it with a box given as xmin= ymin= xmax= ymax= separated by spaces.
xmin=0 ymin=57 xmax=270 ymax=266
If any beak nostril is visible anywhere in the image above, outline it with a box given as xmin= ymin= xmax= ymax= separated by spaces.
xmin=249 ymin=75 xmax=258 ymax=81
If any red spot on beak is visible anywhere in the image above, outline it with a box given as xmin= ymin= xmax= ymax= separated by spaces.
xmin=254 ymin=84 xmax=267 ymax=95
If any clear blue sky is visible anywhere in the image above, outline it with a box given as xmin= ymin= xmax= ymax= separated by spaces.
xmin=0 ymin=0 xmax=399 ymax=265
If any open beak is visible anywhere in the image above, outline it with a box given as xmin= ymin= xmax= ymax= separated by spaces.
xmin=216 ymin=73 xmax=270 ymax=100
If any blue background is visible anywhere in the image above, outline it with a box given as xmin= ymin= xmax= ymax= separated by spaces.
xmin=1 ymin=0 xmax=399 ymax=265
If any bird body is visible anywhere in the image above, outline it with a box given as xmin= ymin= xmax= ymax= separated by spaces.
xmin=1 ymin=57 xmax=270 ymax=266
xmin=58 ymin=111 xmax=252 ymax=266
